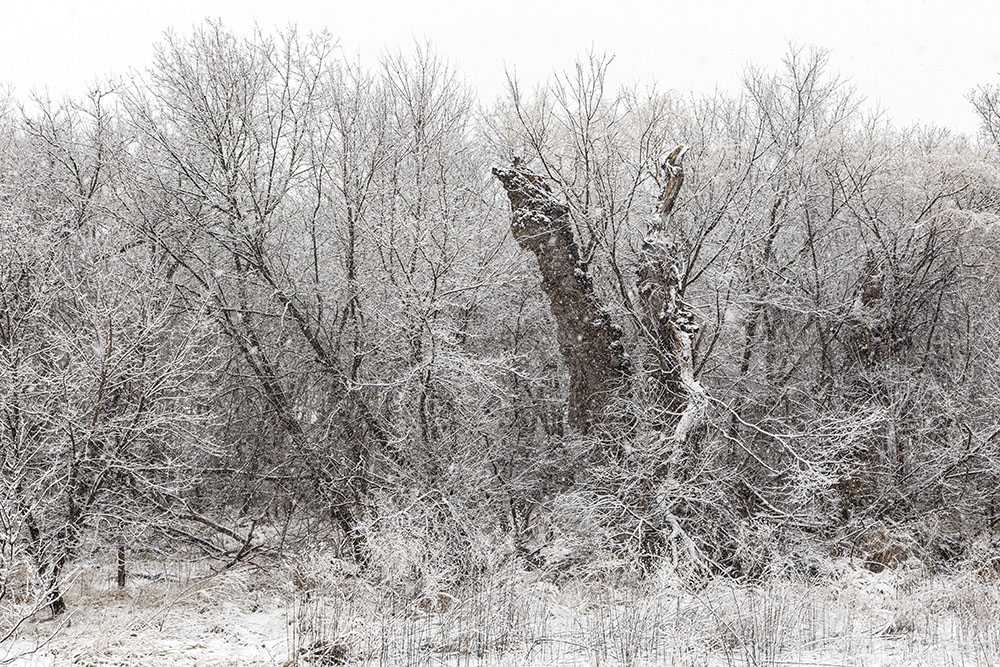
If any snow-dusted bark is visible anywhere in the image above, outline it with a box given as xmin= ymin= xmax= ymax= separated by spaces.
xmin=637 ymin=145 xmax=707 ymax=444
xmin=493 ymin=162 xmax=631 ymax=434
xmin=849 ymin=255 xmax=888 ymax=364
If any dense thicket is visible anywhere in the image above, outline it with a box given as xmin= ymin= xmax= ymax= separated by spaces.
xmin=5 ymin=24 xmax=1000 ymax=616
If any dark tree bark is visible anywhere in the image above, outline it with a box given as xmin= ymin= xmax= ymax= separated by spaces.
xmin=116 ymin=525 xmax=127 ymax=589
xmin=26 ymin=517 xmax=67 ymax=616
xmin=493 ymin=162 xmax=630 ymax=434
xmin=850 ymin=254 xmax=888 ymax=365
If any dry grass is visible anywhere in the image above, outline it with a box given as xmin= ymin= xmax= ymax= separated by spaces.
xmin=5 ymin=547 xmax=1000 ymax=666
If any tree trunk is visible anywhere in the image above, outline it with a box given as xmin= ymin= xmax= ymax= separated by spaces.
xmin=636 ymin=146 xmax=707 ymax=446
xmin=116 ymin=525 xmax=127 ymax=589
xmin=493 ymin=162 xmax=631 ymax=434
xmin=26 ymin=517 xmax=68 ymax=616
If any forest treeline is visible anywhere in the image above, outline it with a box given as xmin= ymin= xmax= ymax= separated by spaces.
xmin=5 ymin=23 xmax=1000 ymax=617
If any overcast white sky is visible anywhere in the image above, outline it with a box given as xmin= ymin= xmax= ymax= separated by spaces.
xmin=1 ymin=0 xmax=998 ymax=134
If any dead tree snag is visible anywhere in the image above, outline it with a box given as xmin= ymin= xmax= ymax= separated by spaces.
xmin=636 ymin=145 xmax=707 ymax=444
xmin=493 ymin=162 xmax=630 ymax=434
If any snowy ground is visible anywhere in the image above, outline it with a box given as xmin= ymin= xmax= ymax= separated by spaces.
xmin=4 ymin=550 xmax=1000 ymax=666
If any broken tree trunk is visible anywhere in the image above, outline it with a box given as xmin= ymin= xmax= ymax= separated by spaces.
xmin=636 ymin=146 xmax=707 ymax=445
xmin=493 ymin=162 xmax=631 ymax=434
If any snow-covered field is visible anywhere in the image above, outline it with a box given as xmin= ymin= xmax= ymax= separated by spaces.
xmin=4 ymin=550 xmax=1000 ymax=666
